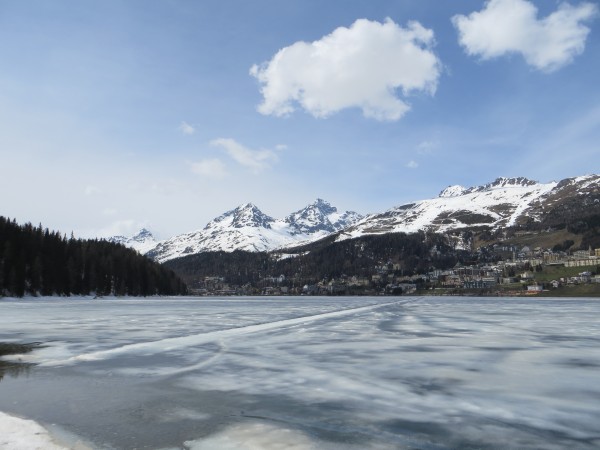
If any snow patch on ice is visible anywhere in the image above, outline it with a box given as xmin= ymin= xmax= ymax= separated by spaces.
xmin=183 ymin=422 xmax=317 ymax=450
xmin=0 ymin=411 xmax=90 ymax=450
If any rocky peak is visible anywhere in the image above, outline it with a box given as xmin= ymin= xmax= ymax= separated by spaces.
xmin=210 ymin=203 xmax=275 ymax=229
xmin=285 ymin=199 xmax=363 ymax=235
xmin=310 ymin=198 xmax=338 ymax=215
xmin=286 ymin=199 xmax=336 ymax=222
xmin=439 ymin=185 xmax=467 ymax=198
xmin=459 ymin=177 xmax=539 ymax=195
xmin=132 ymin=228 xmax=154 ymax=241
xmin=488 ymin=177 xmax=537 ymax=188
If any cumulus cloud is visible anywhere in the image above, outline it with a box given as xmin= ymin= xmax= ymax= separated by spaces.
xmin=191 ymin=158 xmax=228 ymax=179
xmin=250 ymin=18 xmax=441 ymax=121
xmin=452 ymin=0 xmax=598 ymax=72
xmin=406 ymin=160 xmax=419 ymax=169
xmin=211 ymin=138 xmax=278 ymax=173
xmin=179 ymin=121 xmax=196 ymax=135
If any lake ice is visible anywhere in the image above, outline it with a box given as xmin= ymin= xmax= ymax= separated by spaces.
xmin=0 ymin=296 xmax=599 ymax=449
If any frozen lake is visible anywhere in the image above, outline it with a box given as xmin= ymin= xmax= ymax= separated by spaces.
xmin=0 ymin=296 xmax=599 ymax=449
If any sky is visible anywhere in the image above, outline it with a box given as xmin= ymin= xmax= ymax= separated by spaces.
xmin=0 ymin=0 xmax=599 ymax=239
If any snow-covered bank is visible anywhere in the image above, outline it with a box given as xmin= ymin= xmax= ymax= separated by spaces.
xmin=0 ymin=411 xmax=75 ymax=449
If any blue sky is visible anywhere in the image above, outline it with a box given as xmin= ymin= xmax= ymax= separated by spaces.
xmin=1 ymin=0 xmax=598 ymax=238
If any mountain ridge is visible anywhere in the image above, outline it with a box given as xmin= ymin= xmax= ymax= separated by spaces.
xmin=113 ymin=174 xmax=599 ymax=262
xmin=144 ymin=199 xmax=363 ymax=262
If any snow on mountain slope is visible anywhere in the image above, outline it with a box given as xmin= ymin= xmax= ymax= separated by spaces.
xmin=113 ymin=175 xmax=598 ymax=262
xmin=339 ymin=177 xmax=561 ymax=240
xmin=109 ymin=228 xmax=159 ymax=254
xmin=145 ymin=200 xmax=363 ymax=263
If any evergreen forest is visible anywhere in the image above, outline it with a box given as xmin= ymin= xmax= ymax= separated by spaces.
xmin=0 ymin=216 xmax=187 ymax=297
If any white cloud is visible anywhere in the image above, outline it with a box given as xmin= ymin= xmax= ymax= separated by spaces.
xmin=191 ymin=158 xmax=228 ymax=179
xmin=179 ymin=121 xmax=196 ymax=135
xmin=275 ymin=144 xmax=288 ymax=151
xmin=210 ymin=138 xmax=278 ymax=173
xmin=452 ymin=0 xmax=598 ymax=72
xmin=250 ymin=18 xmax=441 ymax=121
xmin=96 ymin=219 xmax=138 ymax=238
xmin=417 ymin=140 xmax=438 ymax=154
xmin=406 ymin=160 xmax=419 ymax=169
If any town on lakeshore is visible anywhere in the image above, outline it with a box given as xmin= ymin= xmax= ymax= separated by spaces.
xmin=188 ymin=245 xmax=600 ymax=297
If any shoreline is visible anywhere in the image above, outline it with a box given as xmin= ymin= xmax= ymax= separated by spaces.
xmin=0 ymin=410 xmax=92 ymax=450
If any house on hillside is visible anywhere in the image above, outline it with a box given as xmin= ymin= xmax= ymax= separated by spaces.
xmin=527 ymin=285 xmax=543 ymax=292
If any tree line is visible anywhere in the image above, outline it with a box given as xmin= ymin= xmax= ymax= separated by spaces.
xmin=0 ymin=216 xmax=187 ymax=297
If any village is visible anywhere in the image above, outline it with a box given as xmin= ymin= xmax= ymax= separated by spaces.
xmin=188 ymin=245 xmax=600 ymax=297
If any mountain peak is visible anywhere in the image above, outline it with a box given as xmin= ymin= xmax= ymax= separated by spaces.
xmin=108 ymin=228 xmax=159 ymax=254
xmin=488 ymin=177 xmax=537 ymax=188
xmin=458 ymin=177 xmax=540 ymax=195
xmin=211 ymin=203 xmax=275 ymax=229
xmin=439 ymin=185 xmax=467 ymax=198
xmin=284 ymin=199 xmax=362 ymax=235
xmin=308 ymin=198 xmax=337 ymax=214
xmin=132 ymin=228 xmax=154 ymax=241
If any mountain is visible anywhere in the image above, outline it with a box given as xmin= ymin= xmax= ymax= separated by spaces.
xmin=109 ymin=228 xmax=159 ymax=254
xmin=339 ymin=175 xmax=600 ymax=240
xmin=113 ymin=175 xmax=598 ymax=263
xmin=285 ymin=198 xmax=363 ymax=235
xmin=145 ymin=200 xmax=363 ymax=263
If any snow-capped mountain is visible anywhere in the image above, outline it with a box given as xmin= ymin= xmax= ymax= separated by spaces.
xmin=145 ymin=200 xmax=363 ymax=263
xmin=285 ymin=198 xmax=363 ymax=235
xmin=109 ymin=228 xmax=159 ymax=254
xmin=112 ymin=175 xmax=598 ymax=263
xmin=340 ymin=175 xmax=599 ymax=240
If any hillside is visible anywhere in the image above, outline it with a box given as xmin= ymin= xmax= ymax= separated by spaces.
xmin=341 ymin=175 xmax=599 ymax=240
xmin=163 ymin=232 xmax=483 ymax=293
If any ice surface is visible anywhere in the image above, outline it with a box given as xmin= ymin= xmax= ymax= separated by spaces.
xmin=1 ymin=296 xmax=600 ymax=449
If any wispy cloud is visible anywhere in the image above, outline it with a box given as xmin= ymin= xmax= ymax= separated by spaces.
xmin=417 ymin=140 xmax=438 ymax=155
xmin=84 ymin=185 xmax=102 ymax=196
xmin=210 ymin=138 xmax=278 ymax=173
xmin=452 ymin=0 xmax=598 ymax=72
xmin=102 ymin=208 xmax=118 ymax=216
xmin=250 ymin=18 xmax=441 ymax=121
xmin=406 ymin=160 xmax=419 ymax=169
xmin=95 ymin=219 xmax=138 ymax=238
xmin=179 ymin=121 xmax=196 ymax=135
xmin=191 ymin=158 xmax=228 ymax=179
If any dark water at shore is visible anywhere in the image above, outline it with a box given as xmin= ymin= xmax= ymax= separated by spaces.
xmin=1 ymin=296 xmax=599 ymax=449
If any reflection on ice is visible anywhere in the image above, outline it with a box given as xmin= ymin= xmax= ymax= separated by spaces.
xmin=183 ymin=422 xmax=318 ymax=450
xmin=0 ymin=296 xmax=599 ymax=449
